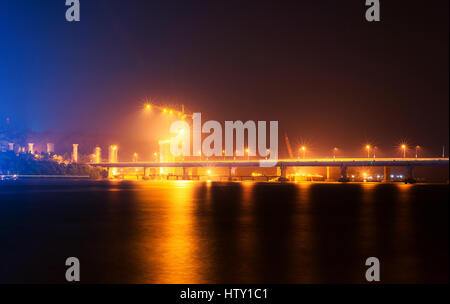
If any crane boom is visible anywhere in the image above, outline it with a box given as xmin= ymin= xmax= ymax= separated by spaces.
xmin=284 ymin=132 xmax=294 ymax=159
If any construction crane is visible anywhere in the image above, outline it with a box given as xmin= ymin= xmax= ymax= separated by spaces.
xmin=284 ymin=132 xmax=294 ymax=159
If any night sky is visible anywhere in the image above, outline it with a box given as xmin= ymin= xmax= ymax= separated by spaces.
xmin=0 ymin=0 xmax=448 ymax=157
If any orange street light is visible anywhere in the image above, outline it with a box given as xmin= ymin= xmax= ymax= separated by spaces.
xmin=401 ymin=144 xmax=407 ymax=158
xmin=300 ymin=146 xmax=306 ymax=159
xmin=365 ymin=145 xmax=371 ymax=158
xmin=333 ymin=147 xmax=338 ymax=159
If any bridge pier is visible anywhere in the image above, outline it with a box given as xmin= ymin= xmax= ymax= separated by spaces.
xmin=228 ymin=167 xmax=233 ymax=181
xmin=91 ymin=158 xmax=448 ymax=182
xmin=338 ymin=165 xmax=349 ymax=182
xmin=326 ymin=166 xmax=332 ymax=181
xmin=405 ymin=166 xmax=416 ymax=184
xmin=279 ymin=164 xmax=288 ymax=181
xmin=107 ymin=167 xmax=114 ymax=178
xmin=382 ymin=166 xmax=391 ymax=182
xmin=182 ymin=167 xmax=188 ymax=180
xmin=144 ymin=167 xmax=150 ymax=180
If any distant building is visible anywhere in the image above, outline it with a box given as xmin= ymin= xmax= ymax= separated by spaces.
xmin=47 ymin=143 xmax=55 ymax=154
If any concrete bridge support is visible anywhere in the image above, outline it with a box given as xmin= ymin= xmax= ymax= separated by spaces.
xmin=108 ymin=167 xmax=114 ymax=179
xmin=144 ymin=167 xmax=150 ymax=178
xmin=407 ymin=166 xmax=413 ymax=179
xmin=338 ymin=165 xmax=349 ymax=182
xmin=94 ymin=147 xmax=101 ymax=163
xmin=405 ymin=166 xmax=416 ymax=183
xmin=109 ymin=145 xmax=118 ymax=163
xmin=326 ymin=166 xmax=331 ymax=181
xmin=279 ymin=165 xmax=288 ymax=181
xmin=72 ymin=144 xmax=79 ymax=163
xmin=182 ymin=167 xmax=188 ymax=180
xmin=382 ymin=166 xmax=391 ymax=182
xmin=228 ymin=167 xmax=233 ymax=181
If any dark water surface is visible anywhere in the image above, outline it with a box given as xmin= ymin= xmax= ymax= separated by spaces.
xmin=0 ymin=180 xmax=448 ymax=283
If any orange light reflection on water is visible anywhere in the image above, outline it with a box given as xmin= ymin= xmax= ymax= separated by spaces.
xmin=135 ymin=181 xmax=205 ymax=283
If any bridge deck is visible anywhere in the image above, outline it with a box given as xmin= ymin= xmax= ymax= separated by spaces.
xmin=89 ymin=158 xmax=449 ymax=168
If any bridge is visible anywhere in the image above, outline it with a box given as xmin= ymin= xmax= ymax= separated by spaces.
xmin=90 ymin=158 xmax=449 ymax=182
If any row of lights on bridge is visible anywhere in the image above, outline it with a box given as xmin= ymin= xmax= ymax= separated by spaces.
xmin=109 ymin=144 xmax=422 ymax=163
xmin=365 ymin=144 xmax=421 ymax=158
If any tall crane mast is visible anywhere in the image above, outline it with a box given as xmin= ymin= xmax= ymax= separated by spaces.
xmin=284 ymin=132 xmax=294 ymax=159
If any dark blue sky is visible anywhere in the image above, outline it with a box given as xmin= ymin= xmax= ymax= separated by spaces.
xmin=1 ymin=0 xmax=448 ymax=156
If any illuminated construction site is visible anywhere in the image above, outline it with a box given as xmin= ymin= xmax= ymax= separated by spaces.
xmin=1 ymin=102 xmax=447 ymax=182
xmin=81 ymin=103 xmax=448 ymax=183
